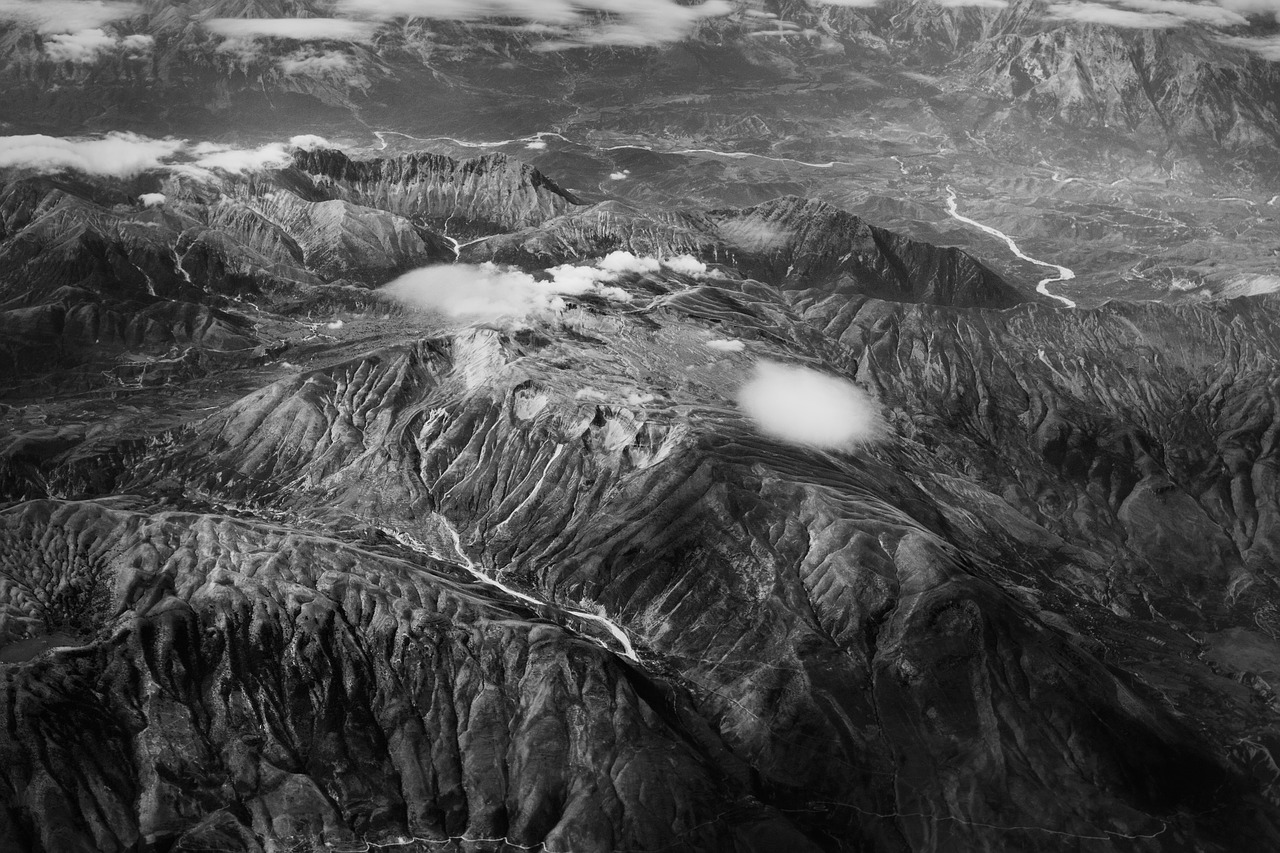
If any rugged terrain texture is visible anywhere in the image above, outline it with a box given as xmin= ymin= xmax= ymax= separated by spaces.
xmin=3 ymin=147 xmax=1280 ymax=852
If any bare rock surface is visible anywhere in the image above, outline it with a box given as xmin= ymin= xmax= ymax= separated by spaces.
xmin=2 ymin=150 xmax=1280 ymax=852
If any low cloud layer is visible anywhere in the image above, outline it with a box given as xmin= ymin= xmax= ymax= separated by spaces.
xmin=204 ymin=18 xmax=380 ymax=43
xmin=0 ymin=132 xmax=183 ymax=178
xmin=381 ymin=264 xmax=557 ymax=323
xmin=1221 ymin=34 xmax=1280 ymax=59
xmin=1048 ymin=1 xmax=1183 ymax=26
xmin=0 ymin=0 xmax=138 ymax=34
xmin=1047 ymin=0 xmax=1261 ymax=28
xmin=39 ymin=27 xmax=153 ymax=63
xmin=338 ymin=0 xmax=732 ymax=49
xmin=279 ymin=50 xmax=358 ymax=78
xmin=0 ymin=133 xmax=331 ymax=178
xmin=661 ymin=255 xmax=709 ymax=277
xmin=44 ymin=27 xmax=118 ymax=62
xmin=737 ymin=361 xmax=883 ymax=451
xmin=379 ymin=255 xmax=655 ymax=325
xmin=818 ymin=0 xmax=1279 ymax=32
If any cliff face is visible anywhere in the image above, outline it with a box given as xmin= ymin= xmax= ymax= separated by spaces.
xmin=3 ymin=146 xmax=1280 ymax=852
xmin=289 ymin=149 xmax=583 ymax=239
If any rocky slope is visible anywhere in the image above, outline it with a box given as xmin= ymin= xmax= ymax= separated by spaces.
xmin=3 ymin=146 xmax=1280 ymax=852
xmin=0 ymin=148 xmax=580 ymax=392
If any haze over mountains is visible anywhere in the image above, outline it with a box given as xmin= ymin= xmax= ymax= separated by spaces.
xmin=3 ymin=2 xmax=1280 ymax=852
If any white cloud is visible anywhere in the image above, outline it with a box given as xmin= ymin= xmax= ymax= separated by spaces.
xmin=0 ymin=0 xmax=137 ymax=34
xmin=1115 ymin=0 xmax=1247 ymax=24
xmin=706 ymin=338 xmax=745 ymax=353
xmin=714 ymin=217 xmax=789 ymax=251
xmin=380 ymin=263 xmax=564 ymax=324
xmin=189 ymin=141 xmax=293 ymax=173
xmin=1222 ymin=34 xmax=1280 ymax=59
xmin=43 ymin=27 xmax=117 ymax=62
xmin=1046 ymin=2 xmax=1183 ymax=26
xmin=279 ymin=50 xmax=356 ymax=77
xmin=204 ymin=17 xmax=380 ymax=42
xmin=662 ymin=254 xmax=707 ymax=276
xmin=0 ymin=132 xmax=183 ymax=178
xmin=1217 ymin=0 xmax=1280 ymax=13
xmin=608 ymin=170 xmax=629 ymax=180
xmin=597 ymin=250 xmax=660 ymax=275
xmin=525 ymin=140 xmax=548 ymax=149
xmin=380 ymin=260 xmax=636 ymax=326
xmin=737 ymin=361 xmax=883 ymax=451
xmin=544 ymin=252 xmax=646 ymax=299
xmin=139 ymin=192 xmax=166 ymax=207
xmin=194 ymin=136 xmax=337 ymax=173
xmin=38 ymin=26 xmax=154 ymax=64
xmin=0 ymin=132 xmax=333 ymax=180
xmin=289 ymin=134 xmax=332 ymax=151
xmin=120 ymin=33 xmax=153 ymax=52
xmin=339 ymin=0 xmax=732 ymax=49
xmin=818 ymin=0 xmax=1264 ymax=13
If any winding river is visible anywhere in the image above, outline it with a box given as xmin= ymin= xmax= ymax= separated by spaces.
xmin=945 ymin=187 xmax=1077 ymax=308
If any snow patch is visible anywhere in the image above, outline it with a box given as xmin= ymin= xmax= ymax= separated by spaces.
xmin=706 ymin=339 xmax=745 ymax=353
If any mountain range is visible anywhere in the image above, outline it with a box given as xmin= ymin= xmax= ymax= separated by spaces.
xmin=3 ymin=2 xmax=1280 ymax=852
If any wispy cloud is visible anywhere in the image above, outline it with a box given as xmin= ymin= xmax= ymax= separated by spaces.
xmin=817 ymin=0 xmax=1267 ymax=28
xmin=1220 ymin=34 xmax=1280 ymax=58
xmin=933 ymin=0 xmax=1009 ymax=8
xmin=1046 ymin=0 xmax=1258 ymax=27
xmin=1114 ymin=0 xmax=1247 ymax=25
xmin=1046 ymin=2 xmax=1182 ymax=26
xmin=203 ymin=18 xmax=381 ymax=43
xmin=0 ymin=133 xmax=331 ymax=178
xmin=380 ymin=255 xmax=652 ymax=326
xmin=278 ymin=50 xmax=358 ymax=78
xmin=43 ymin=27 xmax=118 ymax=62
xmin=0 ymin=0 xmax=138 ymax=34
xmin=338 ymin=0 xmax=733 ymax=49
xmin=0 ymin=132 xmax=183 ymax=178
